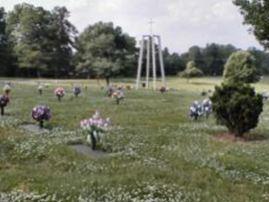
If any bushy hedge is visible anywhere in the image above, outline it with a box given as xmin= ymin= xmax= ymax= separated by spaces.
xmin=211 ymin=82 xmax=263 ymax=137
xmin=223 ymin=51 xmax=260 ymax=84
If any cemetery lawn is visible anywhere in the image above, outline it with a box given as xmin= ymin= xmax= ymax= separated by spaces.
xmin=0 ymin=77 xmax=269 ymax=201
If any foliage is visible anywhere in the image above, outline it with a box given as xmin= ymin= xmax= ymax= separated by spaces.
xmin=75 ymin=22 xmax=136 ymax=84
xmin=223 ymin=51 xmax=260 ymax=83
xmin=2 ymin=3 xmax=269 ymax=78
xmin=162 ymin=47 xmax=185 ymax=75
xmin=211 ymin=82 xmax=263 ymax=136
xmin=47 ymin=7 xmax=77 ymax=77
xmin=234 ymin=0 xmax=269 ymax=49
xmin=6 ymin=3 xmax=77 ymax=77
xmin=0 ymin=7 xmax=14 ymax=76
xmin=181 ymin=44 xmax=238 ymax=76
xmin=248 ymin=47 xmax=269 ymax=74
xmin=180 ymin=61 xmax=203 ymax=79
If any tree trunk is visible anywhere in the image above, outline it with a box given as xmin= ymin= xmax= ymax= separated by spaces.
xmin=27 ymin=68 xmax=30 ymax=78
xmin=37 ymin=69 xmax=41 ymax=78
xmin=58 ymin=95 xmax=61 ymax=102
xmin=105 ymin=77 xmax=110 ymax=86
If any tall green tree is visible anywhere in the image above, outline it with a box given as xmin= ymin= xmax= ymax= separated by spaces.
xmin=234 ymin=0 xmax=269 ymax=49
xmin=76 ymin=22 xmax=136 ymax=85
xmin=223 ymin=51 xmax=260 ymax=83
xmin=248 ymin=47 xmax=269 ymax=74
xmin=180 ymin=61 xmax=203 ymax=82
xmin=163 ymin=47 xmax=185 ymax=75
xmin=180 ymin=44 xmax=237 ymax=76
xmin=48 ymin=7 xmax=77 ymax=78
xmin=186 ymin=46 xmax=205 ymax=71
xmin=203 ymin=44 xmax=228 ymax=76
xmin=6 ymin=4 xmax=76 ymax=78
xmin=6 ymin=3 xmax=52 ymax=77
xmin=0 ymin=7 xmax=13 ymax=76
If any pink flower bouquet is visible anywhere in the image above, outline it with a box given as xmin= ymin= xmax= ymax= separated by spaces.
xmin=80 ymin=111 xmax=111 ymax=150
xmin=54 ymin=87 xmax=65 ymax=101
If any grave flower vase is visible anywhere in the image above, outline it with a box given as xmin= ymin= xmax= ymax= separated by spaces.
xmin=5 ymin=90 xmax=10 ymax=95
xmin=1 ymin=106 xmax=4 ymax=116
xmin=88 ymin=132 xmax=97 ymax=150
xmin=39 ymin=120 xmax=44 ymax=128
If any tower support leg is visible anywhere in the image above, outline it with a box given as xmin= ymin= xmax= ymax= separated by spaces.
xmin=136 ymin=39 xmax=145 ymax=89
xmin=151 ymin=36 xmax=157 ymax=90
xmin=146 ymin=38 xmax=150 ymax=88
xmin=157 ymin=36 xmax=166 ymax=87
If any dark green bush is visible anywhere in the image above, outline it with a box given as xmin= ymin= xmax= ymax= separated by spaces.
xmin=211 ymin=82 xmax=263 ymax=137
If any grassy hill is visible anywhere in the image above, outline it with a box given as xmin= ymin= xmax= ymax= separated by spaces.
xmin=0 ymin=77 xmax=269 ymax=201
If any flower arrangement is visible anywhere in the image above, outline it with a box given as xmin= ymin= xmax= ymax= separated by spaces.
xmin=3 ymin=84 xmax=11 ymax=95
xmin=0 ymin=95 xmax=9 ymax=116
xmin=201 ymin=98 xmax=212 ymax=118
xmin=189 ymin=101 xmax=203 ymax=120
xmin=38 ymin=84 xmax=43 ymax=95
xmin=189 ymin=99 xmax=212 ymax=120
xmin=126 ymin=85 xmax=131 ymax=90
xmin=73 ymin=86 xmax=81 ymax=97
xmin=80 ymin=111 xmax=111 ymax=150
xmin=54 ymin=87 xmax=65 ymax=101
xmin=160 ymin=86 xmax=168 ymax=93
xmin=106 ymin=85 xmax=115 ymax=97
xmin=112 ymin=89 xmax=125 ymax=105
xmin=32 ymin=105 xmax=51 ymax=128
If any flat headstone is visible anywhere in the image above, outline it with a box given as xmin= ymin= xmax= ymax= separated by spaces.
xmin=20 ymin=124 xmax=49 ymax=135
xmin=69 ymin=144 xmax=107 ymax=158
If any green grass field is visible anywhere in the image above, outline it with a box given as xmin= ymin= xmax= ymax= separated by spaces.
xmin=0 ymin=77 xmax=269 ymax=201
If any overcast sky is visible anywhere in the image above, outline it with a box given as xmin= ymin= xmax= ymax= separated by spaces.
xmin=0 ymin=0 xmax=263 ymax=53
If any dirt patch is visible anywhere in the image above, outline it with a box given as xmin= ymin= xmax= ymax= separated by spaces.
xmin=214 ymin=133 xmax=267 ymax=142
xmin=69 ymin=144 xmax=108 ymax=158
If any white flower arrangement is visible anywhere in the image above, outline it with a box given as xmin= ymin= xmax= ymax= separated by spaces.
xmin=80 ymin=111 xmax=111 ymax=150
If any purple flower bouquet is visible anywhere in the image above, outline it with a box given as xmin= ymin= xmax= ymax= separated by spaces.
xmin=32 ymin=105 xmax=51 ymax=128
xmin=73 ymin=87 xmax=81 ymax=97
xmin=0 ymin=95 xmax=9 ymax=116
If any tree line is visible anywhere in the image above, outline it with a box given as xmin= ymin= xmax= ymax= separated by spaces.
xmin=0 ymin=3 xmax=269 ymax=81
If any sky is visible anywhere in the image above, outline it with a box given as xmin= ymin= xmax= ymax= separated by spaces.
xmin=0 ymin=0 xmax=263 ymax=53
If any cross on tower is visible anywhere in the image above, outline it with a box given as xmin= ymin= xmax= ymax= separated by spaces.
xmin=136 ymin=20 xmax=166 ymax=90
xmin=149 ymin=19 xmax=155 ymax=36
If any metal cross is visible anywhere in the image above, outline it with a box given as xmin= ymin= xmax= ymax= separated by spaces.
xmin=149 ymin=19 xmax=155 ymax=35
